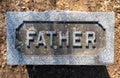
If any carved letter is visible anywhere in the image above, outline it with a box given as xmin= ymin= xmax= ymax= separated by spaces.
xmin=36 ymin=31 xmax=46 ymax=47
xmin=86 ymin=31 xmax=96 ymax=48
xmin=73 ymin=31 xmax=82 ymax=48
xmin=46 ymin=31 xmax=56 ymax=46
xmin=59 ymin=31 xmax=69 ymax=47
xmin=26 ymin=30 xmax=36 ymax=48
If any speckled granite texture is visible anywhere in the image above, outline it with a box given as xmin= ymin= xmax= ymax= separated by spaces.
xmin=7 ymin=11 xmax=114 ymax=65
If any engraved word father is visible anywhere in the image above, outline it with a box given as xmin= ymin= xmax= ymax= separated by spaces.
xmin=27 ymin=28 xmax=96 ymax=49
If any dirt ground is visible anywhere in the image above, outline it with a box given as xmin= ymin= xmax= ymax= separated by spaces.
xmin=0 ymin=0 xmax=120 ymax=78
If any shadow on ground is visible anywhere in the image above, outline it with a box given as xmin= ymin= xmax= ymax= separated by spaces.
xmin=26 ymin=65 xmax=110 ymax=78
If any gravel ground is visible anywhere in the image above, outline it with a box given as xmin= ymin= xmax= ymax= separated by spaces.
xmin=0 ymin=0 xmax=120 ymax=78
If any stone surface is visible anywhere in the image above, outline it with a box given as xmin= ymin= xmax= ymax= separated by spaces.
xmin=16 ymin=21 xmax=105 ymax=56
xmin=7 ymin=11 xmax=114 ymax=65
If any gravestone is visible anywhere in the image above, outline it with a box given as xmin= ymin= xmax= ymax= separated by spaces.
xmin=7 ymin=11 xmax=114 ymax=65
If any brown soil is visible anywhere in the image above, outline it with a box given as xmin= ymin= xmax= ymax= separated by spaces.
xmin=0 ymin=0 xmax=120 ymax=78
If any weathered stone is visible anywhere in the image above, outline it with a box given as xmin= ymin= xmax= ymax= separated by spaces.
xmin=7 ymin=11 xmax=114 ymax=65
xmin=16 ymin=21 xmax=105 ymax=56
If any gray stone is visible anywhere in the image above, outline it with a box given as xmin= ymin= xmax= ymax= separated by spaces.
xmin=7 ymin=11 xmax=114 ymax=65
